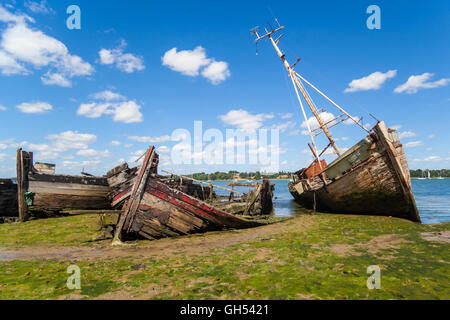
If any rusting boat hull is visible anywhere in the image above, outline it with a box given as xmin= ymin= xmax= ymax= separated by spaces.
xmin=289 ymin=122 xmax=420 ymax=222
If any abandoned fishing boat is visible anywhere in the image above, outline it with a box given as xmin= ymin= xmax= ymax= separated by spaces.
xmin=252 ymin=22 xmax=420 ymax=222
xmin=109 ymin=146 xmax=274 ymax=241
xmin=16 ymin=148 xmax=111 ymax=221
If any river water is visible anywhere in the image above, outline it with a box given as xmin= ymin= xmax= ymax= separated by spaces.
xmin=211 ymin=179 xmax=450 ymax=225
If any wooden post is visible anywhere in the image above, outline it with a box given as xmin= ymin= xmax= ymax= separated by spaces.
xmin=16 ymin=148 xmax=29 ymax=222
xmin=113 ymin=146 xmax=156 ymax=243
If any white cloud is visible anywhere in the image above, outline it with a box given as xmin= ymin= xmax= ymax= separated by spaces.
xmin=127 ymin=135 xmax=174 ymax=143
xmin=270 ymin=121 xmax=296 ymax=133
xmin=46 ymin=131 xmax=97 ymax=152
xmin=0 ymin=143 xmax=7 ymax=149
xmin=157 ymin=146 xmax=170 ymax=153
xmin=98 ymin=40 xmax=145 ymax=73
xmin=0 ymin=5 xmax=93 ymax=84
xmin=0 ymin=105 xmax=6 ymax=111
xmin=16 ymin=101 xmax=52 ymax=114
xmin=162 ymin=46 xmax=210 ymax=76
xmin=91 ymin=90 xmax=125 ymax=101
xmin=413 ymin=156 xmax=443 ymax=162
xmin=0 ymin=50 xmax=27 ymax=75
xmin=344 ymin=70 xmax=397 ymax=93
xmin=301 ymin=112 xmax=335 ymax=131
xmin=219 ymin=109 xmax=274 ymax=132
xmin=77 ymin=91 xmax=143 ymax=123
xmin=428 ymin=134 xmax=435 ymax=139
xmin=41 ymin=72 xmax=71 ymax=87
xmin=162 ymin=46 xmax=230 ymax=84
xmin=112 ymin=101 xmax=143 ymax=123
xmin=14 ymin=131 xmax=97 ymax=162
xmin=281 ymin=113 xmax=293 ymax=119
xmin=390 ymin=125 xmax=402 ymax=130
xmin=110 ymin=140 xmax=121 ymax=146
xmin=404 ymin=141 xmax=423 ymax=148
xmin=343 ymin=116 xmax=361 ymax=125
xmin=77 ymin=102 xmax=111 ymax=119
xmin=201 ymin=60 xmax=230 ymax=84
xmin=62 ymin=159 xmax=101 ymax=169
xmin=24 ymin=1 xmax=54 ymax=14
xmin=394 ymin=73 xmax=450 ymax=94
xmin=398 ymin=131 xmax=416 ymax=139
xmin=76 ymin=149 xmax=110 ymax=157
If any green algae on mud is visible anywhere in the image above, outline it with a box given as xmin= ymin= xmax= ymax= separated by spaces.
xmin=0 ymin=211 xmax=449 ymax=300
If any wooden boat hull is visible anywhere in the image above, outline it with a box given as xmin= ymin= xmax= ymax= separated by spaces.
xmin=28 ymin=173 xmax=110 ymax=211
xmin=0 ymin=179 xmax=18 ymax=217
xmin=125 ymin=178 xmax=261 ymax=240
xmin=289 ymin=122 xmax=420 ymax=222
xmin=15 ymin=149 xmax=111 ymax=219
xmin=112 ymin=147 xmax=265 ymax=241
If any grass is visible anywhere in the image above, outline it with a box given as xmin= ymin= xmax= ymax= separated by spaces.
xmin=0 ymin=211 xmax=449 ymax=299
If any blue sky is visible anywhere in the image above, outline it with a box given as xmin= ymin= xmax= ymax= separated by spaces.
xmin=0 ymin=0 xmax=449 ymax=177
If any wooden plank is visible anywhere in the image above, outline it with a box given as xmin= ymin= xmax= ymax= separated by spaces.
xmin=114 ymin=146 xmax=156 ymax=241
xmin=145 ymin=179 xmax=260 ymax=229
xmin=16 ymin=149 xmax=29 ymax=222
xmin=374 ymin=122 xmax=420 ymax=222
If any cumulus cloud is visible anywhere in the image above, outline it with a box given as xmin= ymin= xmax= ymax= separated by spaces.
xmin=269 ymin=121 xmax=297 ymax=133
xmin=91 ymin=90 xmax=125 ymax=101
xmin=0 ymin=5 xmax=93 ymax=85
xmin=76 ymin=149 xmax=110 ymax=157
xmin=398 ymin=131 xmax=416 ymax=139
xmin=16 ymin=101 xmax=52 ymax=114
xmin=281 ymin=113 xmax=293 ymax=119
xmin=24 ymin=1 xmax=55 ymax=15
xmin=162 ymin=46 xmax=230 ymax=84
xmin=394 ymin=73 xmax=450 ymax=94
xmin=201 ymin=60 xmax=230 ymax=84
xmin=41 ymin=72 xmax=71 ymax=87
xmin=0 ymin=105 xmax=6 ymax=111
xmin=219 ymin=109 xmax=274 ymax=132
xmin=46 ymin=131 xmax=97 ymax=152
xmin=345 ymin=70 xmax=397 ymax=93
xmin=110 ymin=140 xmax=121 ymax=146
xmin=98 ymin=40 xmax=145 ymax=73
xmin=77 ymin=90 xmax=143 ymax=123
xmin=13 ymin=131 xmax=97 ymax=161
xmin=128 ymin=135 xmax=173 ymax=143
xmin=404 ymin=141 xmax=423 ymax=148
xmin=301 ymin=112 xmax=335 ymax=131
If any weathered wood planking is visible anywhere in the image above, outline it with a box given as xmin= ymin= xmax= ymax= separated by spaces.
xmin=289 ymin=122 xmax=420 ymax=222
xmin=27 ymin=174 xmax=110 ymax=211
xmin=124 ymin=177 xmax=262 ymax=240
xmin=0 ymin=179 xmax=18 ymax=216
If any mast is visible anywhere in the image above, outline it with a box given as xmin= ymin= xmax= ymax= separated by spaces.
xmin=251 ymin=22 xmax=341 ymax=157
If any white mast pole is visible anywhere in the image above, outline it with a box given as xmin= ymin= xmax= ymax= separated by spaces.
xmin=290 ymin=76 xmax=320 ymax=159
xmin=295 ymin=73 xmax=370 ymax=133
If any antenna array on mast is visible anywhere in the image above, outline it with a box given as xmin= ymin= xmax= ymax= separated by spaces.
xmin=251 ymin=19 xmax=370 ymax=161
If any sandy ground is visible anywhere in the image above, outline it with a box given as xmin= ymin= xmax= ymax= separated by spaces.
xmin=0 ymin=216 xmax=312 ymax=262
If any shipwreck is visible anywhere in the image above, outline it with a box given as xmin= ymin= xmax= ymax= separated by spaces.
xmin=11 ymin=146 xmax=274 ymax=239
xmin=251 ymin=21 xmax=420 ymax=222
xmin=109 ymin=146 xmax=274 ymax=241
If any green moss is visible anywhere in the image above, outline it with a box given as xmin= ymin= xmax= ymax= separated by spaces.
xmin=0 ymin=212 xmax=448 ymax=299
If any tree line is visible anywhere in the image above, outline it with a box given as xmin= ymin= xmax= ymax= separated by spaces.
xmin=410 ymin=169 xmax=449 ymax=178
xmin=186 ymin=169 xmax=449 ymax=180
